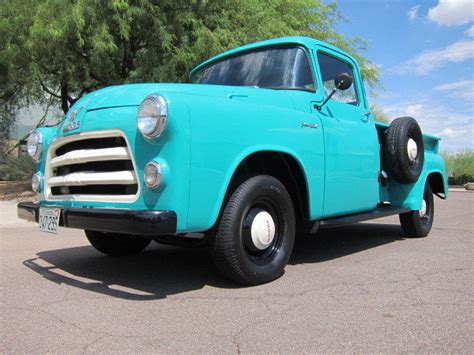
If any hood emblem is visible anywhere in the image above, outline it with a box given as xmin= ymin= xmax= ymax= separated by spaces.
xmin=63 ymin=107 xmax=83 ymax=132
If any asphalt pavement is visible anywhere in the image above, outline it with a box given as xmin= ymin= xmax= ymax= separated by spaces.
xmin=1 ymin=191 xmax=473 ymax=353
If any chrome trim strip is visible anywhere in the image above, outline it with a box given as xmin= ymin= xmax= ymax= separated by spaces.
xmin=50 ymin=147 xmax=130 ymax=168
xmin=48 ymin=170 xmax=136 ymax=187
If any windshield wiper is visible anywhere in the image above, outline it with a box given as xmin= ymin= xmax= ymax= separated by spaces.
xmin=262 ymin=86 xmax=316 ymax=93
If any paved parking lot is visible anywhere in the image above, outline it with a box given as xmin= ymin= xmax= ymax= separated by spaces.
xmin=1 ymin=191 xmax=473 ymax=353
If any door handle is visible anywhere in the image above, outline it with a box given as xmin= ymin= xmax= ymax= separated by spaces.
xmin=302 ymin=122 xmax=319 ymax=129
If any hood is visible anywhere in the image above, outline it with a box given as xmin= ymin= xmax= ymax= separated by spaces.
xmin=71 ymin=83 xmax=296 ymax=112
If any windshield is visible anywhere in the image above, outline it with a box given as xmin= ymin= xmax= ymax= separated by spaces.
xmin=190 ymin=47 xmax=315 ymax=92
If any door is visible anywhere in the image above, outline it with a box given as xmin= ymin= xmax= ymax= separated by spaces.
xmin=315 ymin=50 xmax=380 ymax=217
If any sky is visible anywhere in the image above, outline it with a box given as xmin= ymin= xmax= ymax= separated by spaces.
xmin=334 ymin=0 xmax=474 ymax=151
xmin=18 ymin=0 xmax=473 ymax=151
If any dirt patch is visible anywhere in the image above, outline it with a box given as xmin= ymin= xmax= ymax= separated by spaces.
xmin=0 ymin=181 xmax=37 ymax=201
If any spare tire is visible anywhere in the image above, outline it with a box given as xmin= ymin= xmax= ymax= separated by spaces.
xmin=384 ymin=117 xmax=424 ymax=184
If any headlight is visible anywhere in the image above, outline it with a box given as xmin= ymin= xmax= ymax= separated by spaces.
xmin=137 ymin=94 xmax=167 ymax=139
xmin=27 ymin=130 xmax=43 ymax=161
xmin=144 ymin=161 xmax=162 ymax=189
xmin=31 ymin=174 xmax=41 ymax=192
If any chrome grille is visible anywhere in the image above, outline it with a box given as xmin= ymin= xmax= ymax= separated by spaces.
xmin=45 ymin=131 xmax=139 ymax=202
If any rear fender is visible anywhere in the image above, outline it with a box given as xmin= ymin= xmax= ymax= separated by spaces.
xmin=389 ymin=152 xmax=448 ymax=210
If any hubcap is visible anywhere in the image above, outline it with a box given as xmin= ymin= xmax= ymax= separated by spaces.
xmin=420 ymin=199 xmax=427 ymax=217
xmin=250 ymin=211 xmax=276 ymax=250
xmin=407 ymin=138 xmax=418 ymax=162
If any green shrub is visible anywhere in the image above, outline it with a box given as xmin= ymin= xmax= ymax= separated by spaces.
xmin=441 ymin=150 xmax=474 ymax=185
xmin=0 ymin=153 xmax=36 ymax=181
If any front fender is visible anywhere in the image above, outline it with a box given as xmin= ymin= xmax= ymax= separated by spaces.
xmin=184 ymin=93 xmax=324 ymax=232
xmin=207 ymin=145 xmax=310 ymax=232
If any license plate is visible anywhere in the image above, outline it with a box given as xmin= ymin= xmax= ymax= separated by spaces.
xmin=39 ymin=207 xmax=61 ymax=234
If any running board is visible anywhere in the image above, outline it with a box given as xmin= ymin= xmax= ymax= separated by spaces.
xmin=318 ymin=207 xmax=410 ymax=229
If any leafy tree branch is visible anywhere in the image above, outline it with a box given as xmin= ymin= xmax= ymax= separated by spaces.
xmin=1 ymin=0 xmax=380 ymax=136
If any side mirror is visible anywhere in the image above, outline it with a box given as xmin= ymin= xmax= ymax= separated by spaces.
xmin=334 ymin=72 xmax=353 ymax=91
xmin=315 ymin=72 xmax=354 ymax=111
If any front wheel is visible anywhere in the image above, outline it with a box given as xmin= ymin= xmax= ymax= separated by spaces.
xmin=209 ymin=175 xmax=296 ymax=285
xmin=85 ymin=230 xmax=151 ymax=256
xmin=399 ymin=184 xmax=434 ymax=238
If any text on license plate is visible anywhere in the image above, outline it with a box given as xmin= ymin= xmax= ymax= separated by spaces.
xmin=39 ymin=207 xmax=61 ymax=234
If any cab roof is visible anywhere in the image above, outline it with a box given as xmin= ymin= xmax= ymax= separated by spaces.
xmin=190 ymin=36 xmax=356 ymax=75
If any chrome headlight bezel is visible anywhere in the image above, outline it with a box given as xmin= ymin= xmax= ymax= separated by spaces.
xmin=137 ymin=94 xmax=168 ymax=139
xmin=27 ymin=130 xmax=43 ymax=161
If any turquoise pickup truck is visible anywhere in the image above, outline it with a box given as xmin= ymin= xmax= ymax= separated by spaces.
xmin=18 ymin=36 xmax=448 ymax=285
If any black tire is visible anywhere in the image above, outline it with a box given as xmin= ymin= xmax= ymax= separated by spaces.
xmin=209 ymin=175 xmax=296 ymax=285
xmin=399 ymin=184 xmax=434 ymax=238
xmin=85 ymin=230 xmax=151 ymax=256
xmin=384 ymin=117 xmax=424 ymax=184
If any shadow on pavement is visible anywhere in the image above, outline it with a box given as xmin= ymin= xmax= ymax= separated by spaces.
xmin=290 ymin=223 xmax=405 ymax=265
xmin=23 ymin=222 xmax=405 ymax=300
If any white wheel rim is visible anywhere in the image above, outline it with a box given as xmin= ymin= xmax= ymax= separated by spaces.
xmin=420 ymin=199 xmax=427 ymax=217
xmin=250 ymin=211 xmax=276 ymax=250
xmin=407 ymin=138 xmax=418 ymax=162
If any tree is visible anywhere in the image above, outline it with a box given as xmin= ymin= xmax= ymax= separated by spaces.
xmin=1 ymin=0 xmax=380 ymax=136
xmin=442 ymin=150 xmax=474 ymax=185
xmin=0 ymin=0 xmax=43 ymax=137
xmin=370 ymin=104 xmax=390 ymax=123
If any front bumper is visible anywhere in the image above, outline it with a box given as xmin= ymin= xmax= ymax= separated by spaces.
xmin=17 ymin=202 xmax=177 ymax=236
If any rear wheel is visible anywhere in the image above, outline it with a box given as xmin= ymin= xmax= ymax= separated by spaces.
xmin=399 ymin=184 xmax=434 ymax=238
xmin=85 ymin=230 xmax=151 ymax=256
xmin=209 ymin=175 xmax=296 ymax=285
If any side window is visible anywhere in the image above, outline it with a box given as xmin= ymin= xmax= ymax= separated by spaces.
xmin=317 ymin=52 xmax=358 ymax=105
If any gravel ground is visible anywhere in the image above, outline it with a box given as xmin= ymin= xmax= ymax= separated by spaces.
xmin=1 ymin=191 xmax=473 ymax=353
